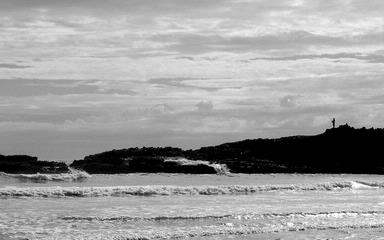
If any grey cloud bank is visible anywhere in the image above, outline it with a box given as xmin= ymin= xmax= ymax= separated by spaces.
xmin=0 ymin=63 xmax=32 ymax=69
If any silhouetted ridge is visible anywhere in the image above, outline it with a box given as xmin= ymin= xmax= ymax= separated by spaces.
xmin=70 ymin=125 xmax=384 ymax=174
xmin=4 ymin=125 xmax=384 ymax=174
xmin=186 ymin=124 xmax=384 ymax=173
xmin=70 ymin=147 xmax=218 ymax=174
xmin=0 ymin=154 xmax=70 ymax=174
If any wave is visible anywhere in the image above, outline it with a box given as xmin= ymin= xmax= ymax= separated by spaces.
xmin=164 ymin=158 xmax=231 ymax=175
xmin=6 ymin=210 xmax=384 ymax=239
xmin=0 ymin=181 xmax=382 ymax=198
xmin=56 ymin=222 xmax=384 ymax=240
xmin=61 ymin=210 xmax=384 ymax=222
xmin=61 ymin=214 xmax=233 ymax=222
xmin=0 ymin=168 xmax=90 ymax=182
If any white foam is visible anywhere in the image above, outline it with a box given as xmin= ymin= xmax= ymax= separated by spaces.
xmin=5 ymin=210 xmax=384 ymax=239
xmin=350 ymin=181 xmax=376 ymax=189
xmin=0 ymin=181 xmax=373 ymax=198
xmin=164 ymin=158 xmax=231 ymax=175
xmin=0 ymin=168 xmax=90 ymax=182
xmin=48 ymin=222 xmax=384 ymax=240
xmin=61 ymin=210 xmax=384 ymax=222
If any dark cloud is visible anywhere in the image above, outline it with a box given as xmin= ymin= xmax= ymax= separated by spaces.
xmin=249 ymin=53 xmax=384 ymax=63
xmin=148 ymin=78 xmax=223 ymax=92
xmin=196 ymin=100 xmax=213 ymax=112
xmin=148 ymin=104 xmax=174 ymax=115
xmin=151 ymin=31 xmax=384 ymax=54
xmin=0 ymin=63 xmax=32 ymax=69
xmin=174 ymin=56 xmax=195 ymax=61
xmin=0 ymin=79 xmax=98 ymax=97
xmin=0 ymin=79 xmax=137 ymax=97
xmin=98 ymin=88 xmax=138 ymax=96
xmin=0 ymin=0 xmax=229 ymax=17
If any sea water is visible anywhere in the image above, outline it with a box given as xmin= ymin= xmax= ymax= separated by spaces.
xmin=2 ymin=173 xmax=384 ymax=239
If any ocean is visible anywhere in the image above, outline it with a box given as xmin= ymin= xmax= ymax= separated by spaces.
xmin=2 ymin=172 xmax=384 ymax=239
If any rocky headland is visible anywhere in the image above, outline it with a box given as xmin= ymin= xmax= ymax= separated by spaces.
xmin=70 ymin=125 xmax=384 ymax=174
xmin=2 ymin=125 xmax=384 ymax=174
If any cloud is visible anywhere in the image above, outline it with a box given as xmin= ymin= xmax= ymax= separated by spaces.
xmin=0 ymin=63 xmax=32 ymax=69
xmin=0 ymin=110 xmax=99 ymax=124
xmin=148 ymin=78 xmax=222 ymax=92
xmin=97 ymin=88 xmax=138 ymax=96
xmin=174 ymin=56 xmax=195 ymax=61
xmin=148 ymin=104 xmax=174 ymax=115
xmin=250 ymin=53 xmax=384 ymax=63
xmin=0 ymin=79 xmax=98 ymax=97
xmin=151 ymin=31 xmax=384 ymax=54
xmin=0 ymin=79 xmax=138 ymax=97
xmin=0 ymin=0 xmax=230 ymax=19
xmin=195 ymin=100 xmax=213 ymax=112
xmin=279 ymin=95 xmax=301 ymax=108
xmin=262 ymin=73 xmax=384 ymax=93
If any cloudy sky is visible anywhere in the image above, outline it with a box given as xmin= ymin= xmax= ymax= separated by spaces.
xmin=1 ymin=0 xmax=384 ymax=161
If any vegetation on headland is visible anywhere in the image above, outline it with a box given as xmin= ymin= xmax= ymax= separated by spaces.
xmin=2 ymin=125 xmax=384 ymax=174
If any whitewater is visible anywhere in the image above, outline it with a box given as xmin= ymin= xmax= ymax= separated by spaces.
xmin=2 ymin=173 xmax=384 ymax=239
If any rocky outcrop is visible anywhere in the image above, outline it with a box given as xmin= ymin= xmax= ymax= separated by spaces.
xmin=5 ymin=125 xmax=384 ymax=174
xmin=70 ymin=147 xmax=219 ymax=174
xmin=0 ymin=155 xmax=70 ymax=174
xmin=70 ymin=125 xmax=384 ymax=174
xmin=187 ymin=124 xmax=384 ymax=173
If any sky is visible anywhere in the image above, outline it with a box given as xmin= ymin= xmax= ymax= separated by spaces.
xmin=1 ymin=0 xmax=384 ymax=161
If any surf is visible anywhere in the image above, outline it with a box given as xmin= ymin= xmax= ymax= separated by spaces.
xmin=0 ymin=168 xmax=90 ymax=182
xmin=0 ymin=180 xmax=381 ymax=198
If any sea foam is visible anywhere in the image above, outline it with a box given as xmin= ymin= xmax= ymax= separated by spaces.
xmin=164 ymin=158 xmax=231 ymax=175
xmin=61 ymin=210 xmax=384 ymax=222
xmin=0 ymin=181 xmax=380 ymax=198
xmin=49 ymin=222 xmax=384 ymax=240
xmin=0 ymin=168 xmax=90 ymax=182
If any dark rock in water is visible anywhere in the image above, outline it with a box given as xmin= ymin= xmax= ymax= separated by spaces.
xmin=70 ymin=125 xmax=384 ymax=174
xmin=0 ymin=154 xmax=70 ymax=174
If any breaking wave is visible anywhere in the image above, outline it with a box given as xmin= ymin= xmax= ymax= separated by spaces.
xmin=164 ymin=158 xmax=231 ymax=175
xmin=0 ymin=180 xmax=382 ymax=198
xmin=61 ymin=210 xmax=384 ymax=222
xmin=0 ymin=168 xmax=90 ymax=182
xmin=53 ymin=222 xmax=384 ymax=240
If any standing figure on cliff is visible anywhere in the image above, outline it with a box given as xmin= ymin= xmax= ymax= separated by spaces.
xmin=332 ymin=118 xmax=336 ymax=128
